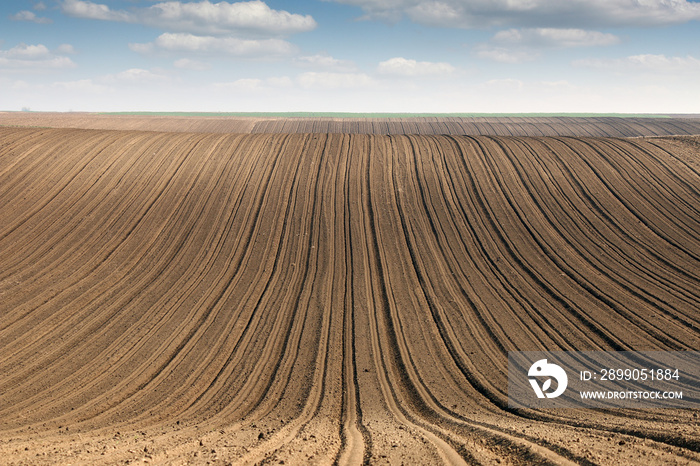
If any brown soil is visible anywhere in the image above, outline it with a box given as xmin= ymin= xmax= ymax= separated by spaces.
xmin=0 ymin=116 xmax=699 ymax=465
xmin=2 ymin=112 xmax=700 ymax=137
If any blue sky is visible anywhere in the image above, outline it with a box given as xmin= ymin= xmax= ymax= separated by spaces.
xmin=1 ymin=0 xmax=699 ymax=112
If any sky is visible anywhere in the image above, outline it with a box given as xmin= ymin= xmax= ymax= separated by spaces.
xmin=1 ymin=0 xmax=699 ymax=113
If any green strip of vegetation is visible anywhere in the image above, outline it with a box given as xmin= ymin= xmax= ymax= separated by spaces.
xmin=98 ymin=112 xmax=671 ymax=118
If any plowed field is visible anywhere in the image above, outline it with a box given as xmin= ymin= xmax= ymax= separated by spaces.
xmin=3 ymin=112 xmax=700 ymax=137
xmin=0 ymin=125 xmax=699 ymax=465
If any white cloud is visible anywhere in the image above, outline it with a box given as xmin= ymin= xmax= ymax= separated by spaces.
xmin=297 ymin=72 xmax=375 ymax=89
xmin=492 ymin=28 xmax=620 ymax=48
xmin=474 ymin=45 xmax=537 ymax=63
xmin=61 ymin=0 xmax=130 ymax=21
xmin=476 ymin=28 xmax=618 ymax=63
xmin=11 ymin=10 xmax=53 ymax=24
xmin=0 ymin=56 xmax=75 ymax=70
xmin=295 ymin=54 xmax=356 ymax=72
xmin=0 ymin=43 xmax=76 ymax=70
xmin=130 ymin=33 xmax=297 ymax=57
xmin=174 ymin=58 xmax=211 ymax=70
xmin=574 ymin=54 xmax=700 ymax=73
xmin=34 ymin=2 xmax=48 ymax=11
xmin=61 ymin=0 xmax=316 ymax=36
xmin=102 ymin=68 xmax=170 ymax=84
xmin=329 ymin=0 xmax=700 ymax=28
xmin=3 ymin=44 xmax=51 ymax=59
xmin=212 ymin=76 xmax=293 ymax=91
xmin=377 ymin=57 xmax=455 ymax=76
xmin=141 ymin=0 xmax=316 ymax=36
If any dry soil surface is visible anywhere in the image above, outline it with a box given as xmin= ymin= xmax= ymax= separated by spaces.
xmin=2 ymin=112 xmax=700 ymax=137
xmin=0 ymin=117 xmax=699 ymax=465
